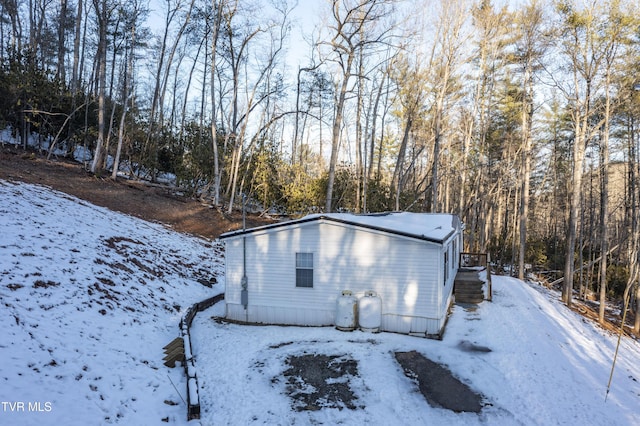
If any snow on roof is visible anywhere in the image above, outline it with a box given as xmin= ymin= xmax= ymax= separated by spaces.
xmin=220 ymin=212 xmax=460 ymax=243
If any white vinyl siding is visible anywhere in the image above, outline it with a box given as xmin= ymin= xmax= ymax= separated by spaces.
xmin=224 ymin=217 xmax=459 ymax=335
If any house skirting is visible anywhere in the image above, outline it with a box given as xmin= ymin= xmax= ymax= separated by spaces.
xmin=225 ymin=303 xmax=447 ymax=336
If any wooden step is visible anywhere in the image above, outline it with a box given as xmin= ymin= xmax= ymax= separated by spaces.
xmin=456 ymin=295 xmax=485 ymax=304
xmin=455 ymin=282 xmax=483 ymax=290
xmin=455 ymin=289 xmax=484 ymax=298
xmin=454 ymin=270 xmax=485 ymax=304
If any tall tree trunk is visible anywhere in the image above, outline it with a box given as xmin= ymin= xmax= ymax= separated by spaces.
xmin=177 ymin=31 xmax=206 ymax=144
xmin=57 ymin=0 xmax=67 ymax=82
xmin=393 ymin=115 xmax=412 ymax=211
xmin=210 ymin=0 xmax=224 ymax=206
xmin=598 ymin=80 xmax=612 ymax=323
xmin=355 ymin=51 xmax=364 ymax=213
xmin=326 ymin=52 xmax=353 ymax=212
xmin=598 ymin=128 xmax=609 ymax=323
xmin=431 ymin=106 xmax=442 ymax=213
xmin=563 ymin=112 xmax=588 ymax=308
xmin=558 ymin=4 xmax=601 ymax=308
xmin=367 ymin=68 xmax=385 ymax=180
xmin=518 ymin=83 xmax=533 ymax=280
xmin=90 ymin=0 xmax=107 ymax=174
xmin=630 ymin=115 xmax=640 ymax=333
xmin=71 ymin=0 xmax=82 ymax=94
xmin=104 ymin=17 xmax=122 ymax=164
xmin=112 ymin=21 xmax=136 ymax=181
xmin=293 ymin=65 xmax=303 ymax=165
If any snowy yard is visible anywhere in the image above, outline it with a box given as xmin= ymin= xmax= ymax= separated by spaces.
xmin=190 ymin=276 xmax=640 ymax=425
xmin=0 ymin=180 xmax=222 ymax=425
xmin=1 ymin=179 xmax=639 ymax=425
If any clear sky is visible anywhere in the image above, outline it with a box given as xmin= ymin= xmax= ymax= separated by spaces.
xmin=288 ymin=1 xmax=324 ymax=67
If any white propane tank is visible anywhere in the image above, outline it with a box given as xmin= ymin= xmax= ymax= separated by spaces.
xmin=335 ymin=290 xmax=358 ymax=331
xmin=358 ymin=291 xmax=382 ymax=332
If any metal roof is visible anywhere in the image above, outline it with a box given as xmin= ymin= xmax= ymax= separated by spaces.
xmin=219 ymin=212 xmax=461 ymax=244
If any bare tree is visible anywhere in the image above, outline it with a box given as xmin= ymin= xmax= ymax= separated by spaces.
xmin=89 ymin=0 xmax=109 ymax=173
xmin=219 ymin=0 xmax=291 ymax=214
xmin=142 ymin=0 xmax=196 ymax=178
xmin=320 ymin=0 xmax=395 ymax=212
xmin=111 ymin=0 xmax=146 ymax=180
xmin=555 ymin=1 xmax=606 ymax=307
xmin=390 ymin=53 xmax=426 ymax=211
xmin=425 ymin=0 xmax=468 ymax=213
xmin=71 ymin=0 xmax=83 ymax=94
xmin=595 ymin=1 xmax=637 ymax=323
xmin=365 ymin=51 xmax=393 ymax=182
xmin=514 ymin=0 xmax=547 ymax=280
xmin=56 ymin=0 xmax=67 ymax=81
xmin=1 ymin=0 xmax=23 ymax=55
xmin=209 ymin=0 xmax=224 ymax=206
xmin=463 ymin=0 xmax=511 ymax=252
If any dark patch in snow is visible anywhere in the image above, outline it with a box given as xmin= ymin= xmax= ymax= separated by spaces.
xmin=197 ymin=276 xmax=217 ymax=287
xmin=269 ymin=341 xmax=294 ymax=349
xmin=110 ymin=261 xmax=134 ymax=274
xmin=395 ymin=350 xmax=485 ymax=413
xmin=91 ymin=282 xmax=121 ymax=303
xmin=104 ymin=236 xmax=143 ymax=249
xmin=97 ymin=276 xmax=116 ymax=286
xmin=457 ymin=340 xmax=492 ymax=353
xmin=33 ymin=280 xmax=60 ymax=289
xmin=282 ymin=354 xmax=363 ymax=412
xmin=347 ymin=338 xmax=378 ymax=345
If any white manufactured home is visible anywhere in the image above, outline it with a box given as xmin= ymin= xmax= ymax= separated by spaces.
xmin=219 ymin=212 xmax=463 ymax=337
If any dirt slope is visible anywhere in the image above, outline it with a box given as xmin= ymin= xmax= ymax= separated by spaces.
xmin=0 ymin=145 xmax=274 ymax=239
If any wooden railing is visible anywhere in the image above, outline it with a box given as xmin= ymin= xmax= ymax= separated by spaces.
xmin=459 ymin=252 xmax=492 ymax=301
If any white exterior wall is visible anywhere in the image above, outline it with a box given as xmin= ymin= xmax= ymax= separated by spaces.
xmin=225 ymin=219 xmax=459 ymax=335
xmin=435 ymin=230 xmax=460 ymax=335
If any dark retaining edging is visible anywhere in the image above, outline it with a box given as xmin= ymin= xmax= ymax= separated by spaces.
xmin=179 ymin=293 xmax=225 ymax=421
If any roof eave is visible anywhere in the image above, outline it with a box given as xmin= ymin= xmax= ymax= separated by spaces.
xmin=219 ymin=214 xmax=459 ymax=244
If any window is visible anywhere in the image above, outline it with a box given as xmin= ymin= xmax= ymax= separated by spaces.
xmin=444 ymin=249 xmax=448 ymax=286
xmin=452 ymin=239 xmax=457 ymax=268
xmin=296 ymin=253 xmax=313 ymax=288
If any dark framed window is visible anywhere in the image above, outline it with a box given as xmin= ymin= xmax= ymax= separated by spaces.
xmin=296 ymin=252 xmax=313 ymax=288
xmin=453 ymin=239 xmax=457 ymax=267
xmin=444 ymin=249 xmax=449 ymax=286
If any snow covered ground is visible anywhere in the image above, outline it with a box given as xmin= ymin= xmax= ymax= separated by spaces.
xmin=0 ymin=180 xmax=223 ymax=425
xmin=1 ymin=179 xmax=639 ymax=425
xmin=191 ymin=278 xmax=640 ymax=425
